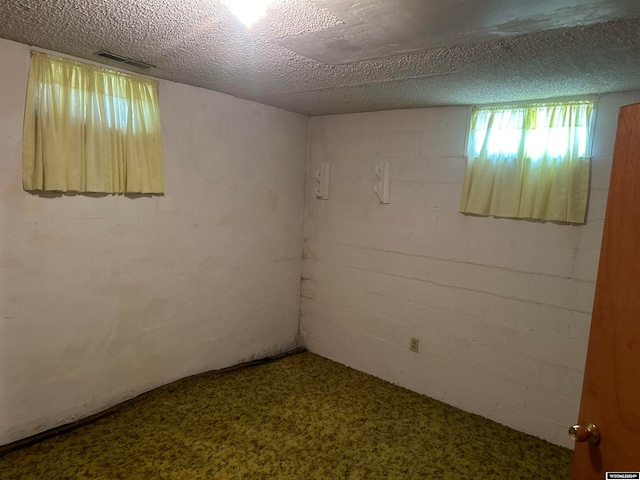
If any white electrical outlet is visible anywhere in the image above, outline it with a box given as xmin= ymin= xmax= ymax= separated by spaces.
xmin=410 ymin=337 xmax=419 ymax=353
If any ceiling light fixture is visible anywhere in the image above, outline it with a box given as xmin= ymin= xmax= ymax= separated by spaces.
xmin=223 ymin=0 xmax=276 ymax=28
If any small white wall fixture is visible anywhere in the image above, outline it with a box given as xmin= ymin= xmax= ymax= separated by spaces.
xmin=374 ymin=163 xmax=390 ymax=204
xmin=315 ymin=162 xmax=331 ymax=200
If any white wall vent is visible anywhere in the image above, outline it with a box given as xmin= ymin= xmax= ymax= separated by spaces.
xmin=95 ymin=51 xmax=154 ymax=70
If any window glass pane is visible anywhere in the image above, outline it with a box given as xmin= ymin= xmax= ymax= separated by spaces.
xmin=469 ymin=102 xmax=592 ymax=160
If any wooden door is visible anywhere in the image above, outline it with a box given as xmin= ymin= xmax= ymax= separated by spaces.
xmin=571 ymin=103 xmax=640 ymax=478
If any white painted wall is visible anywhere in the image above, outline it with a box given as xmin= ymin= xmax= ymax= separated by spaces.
xmin=0 ymin=39 xmax=308 ymax=446
xmin=301 ymin=92 xmax=640 ymax=448
xmin=2 ymin=33 xmax=637 ymax=452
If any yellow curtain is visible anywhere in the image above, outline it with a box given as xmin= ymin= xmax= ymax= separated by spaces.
xmin=460 ymin=101 xmax=593 ymax=223
xmin=23 ymin=52 xmax=164 ymax=193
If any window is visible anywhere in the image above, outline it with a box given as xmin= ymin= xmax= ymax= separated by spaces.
xmin=22 ymin=52 xmax=164 ymax=194
xmin=460 ymin=101 xmax=593 ymax=223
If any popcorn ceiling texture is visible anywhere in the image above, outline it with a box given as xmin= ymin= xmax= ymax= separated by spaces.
xmin=1 ymin=0 xmax=640 ymax=115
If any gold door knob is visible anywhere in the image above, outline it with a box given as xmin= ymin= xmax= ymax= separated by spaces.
xmin=568 ymin=423 xmax=600 ymax=445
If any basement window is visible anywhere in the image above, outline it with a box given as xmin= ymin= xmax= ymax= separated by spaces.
xmin=22 ymin=52 xmax=164 ymax=194
xmin=460 ymin=101 xmax=594 ymax=224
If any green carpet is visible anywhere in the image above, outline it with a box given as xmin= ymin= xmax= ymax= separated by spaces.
xmin=0 ymin=352 xmax=572 ymax=479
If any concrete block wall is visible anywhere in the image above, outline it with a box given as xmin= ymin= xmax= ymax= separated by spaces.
xmin=0 ymin=39 xmax=308 ymax=446
xmin=301 ymin=92 xmax=640 ymax=448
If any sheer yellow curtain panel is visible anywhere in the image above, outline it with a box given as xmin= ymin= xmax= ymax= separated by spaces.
xmin=22 ymin=52 xmax=164 ymax=193
xmin=460 ymin=101 xmax=593 ymax=223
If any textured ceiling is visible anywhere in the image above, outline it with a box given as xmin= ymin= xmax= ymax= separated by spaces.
xmin=2 ymin=0 xmax=640 ymax=116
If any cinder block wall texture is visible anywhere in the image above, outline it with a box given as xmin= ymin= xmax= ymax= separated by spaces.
xmin=301 ymin=92 xmax=640 ymax=448
xmin=0 ymin=39 xmax=308 ymax=446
